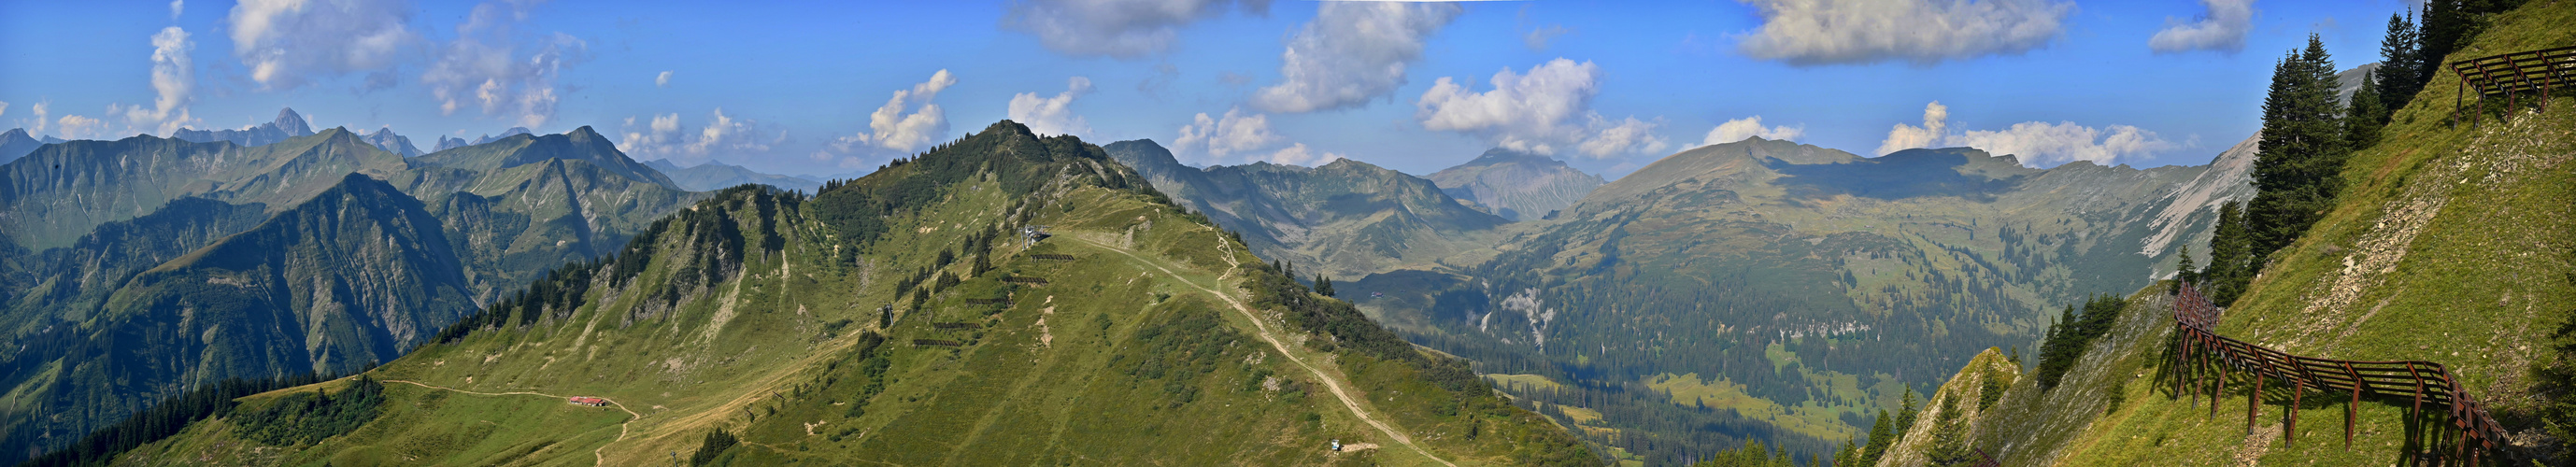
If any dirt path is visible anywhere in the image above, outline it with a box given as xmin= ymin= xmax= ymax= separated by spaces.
xmin=1069 ymin=236 xmax=1457 ymax=467
xmin=382 ymin=379 xmax=641 ymax=466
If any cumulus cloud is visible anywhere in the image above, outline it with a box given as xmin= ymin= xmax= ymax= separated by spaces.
xmin=1173 ymin=107 xmax=1283 ymax=161
xmin=1003 ymin=0 xmax=1270 ymax=59
xmin=1876 ymin=101 xmax=1948 ymax=155
xmin=170 ymin=0 xmax=184 ymax=20
xmin=1415 ymin=59 xmax=1669 ymax=159
xmin=1702 ymin=116 xmax=1804 ymax=145
xmin=812 ymin=70 xmax=959 ymax=167
xmin=1262 ymin=143 xmax=1344 ymax=166
xmin=1251 ymin=2 xmax=1460 ymax=113
xmin=1875 ymin=101 xmax=2173 ymax=166
xmin=23 ymin=103 xmax=49 ymax=134
xmin=55 ymin=115 xmax=107 ymax=140
xmin=421 ymin=1 xmax=589 ymax=129
xmin=113 ymin=27 xmax=197 ymax=136
xmin=1735 ymin=0 xmax=2072 ymax=66
xmin=226 ymin=0 xmax=420 ymax=90
xmin=1952 ymin=121 xmax=2174 ymax=166
xmin=2148 ymin=0 xmax=2256 ymax=54
xmin=0 ymin=101 xmax=8 ymax=120
xmin=1008 ymin=77 xmax=1094 ymax=136
xmin=619 ymin=108 xmax=776 ymax=164
xmin=656 ymin=70 xmax=672 ymax=88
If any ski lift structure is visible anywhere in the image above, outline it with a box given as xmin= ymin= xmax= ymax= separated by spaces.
xmin=1022 ymin=225 xmax=1053 ymax=246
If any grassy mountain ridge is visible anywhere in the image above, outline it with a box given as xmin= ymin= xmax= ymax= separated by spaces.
xmin=96 ymin=120 xmax=1594 ymax=465
xmin=1891 ymin=2 xmax=2576 ymax=464
xmin=1105 ymin=139 xmax=1508 ymax=277
xmin=0 ymin=128 xmax=406 ymax=250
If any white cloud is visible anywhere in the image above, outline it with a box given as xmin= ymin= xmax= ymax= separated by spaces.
xmin=1875 ymin=101 xmax=2173 ymax=165
xmin=1952 ymin=121 xmax=2174 ymax=166
xmin=422 ymin=1 xmax=589 ymax=129
xmin=1876 ymin=101 xmax=1948 ymax=155
xmin=226 ymin=0 xmax=420 ymax=90
xmin=56 ymin=115 xmax=107 ymax=140
xmin=115 ymin=27 xmax=197 ymax=136
xmin=25 ymin=103 xmax=49 ymax=134
xmin=656 ymin=70 xmax=673 ymax=88
xmin=619 ymin=108 xmax=775 ymax=164
xmin=1524 ymin=24 xmax=1571 ymax=51
xmin=812 ymin=69 xmax=959 ymax=167
xmin=1003 ymin=0 xmax=1270 ymax=59
xmin=2148 ymin=0 xmax=2256 ymax=54
xmin=1415 ymin=59 xmax=1668 ymax=159
xmin=0 ymin=101 xmax=8 ymax=120
xmin=1261 ymin=143 xmax=1344 ymax=166
xmin=1173 ymin=107 xmax=1283 ymax=162
xmin=1008 ymin=77 xmax=1094 ymax=136
xmin=1703 ymin=116 xmax=1804 ymax=146
xmin=169 ymin=0 xmax=184 ymax=20
xmin=1251 ymin=2 xmax=1460 ymax=113
xmin=1735 ymin=0 xmax=2072 ymax=66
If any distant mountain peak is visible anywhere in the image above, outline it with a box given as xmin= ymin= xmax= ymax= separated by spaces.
xmin=1429 ymin=148 xmax=1605 ymax=221
xmin=273 ymin=107 xmax=312 ymax=135
xmin=0 ymin=128 xmax=41 ymax=164
xmin=171 ymin=107 xmax=319 ymax=148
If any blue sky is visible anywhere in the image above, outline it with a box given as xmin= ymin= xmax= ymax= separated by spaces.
xmin=1 ymin=0 xmax=2422 ymax=178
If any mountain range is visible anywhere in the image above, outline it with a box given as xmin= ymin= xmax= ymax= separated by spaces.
xmin=0 ymin=126 xmax=699 ymax=460
xmin=171 ymin=107 xmax=315 ymax=148
xmin=643 ymin=158 xmax=825 ymax=192
xmin=1428 ymin=149 xmax=1607 ymax=221
xmin=1105 ymin=139 xmax=1508 ymax=278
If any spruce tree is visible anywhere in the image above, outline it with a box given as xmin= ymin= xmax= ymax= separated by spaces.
xmin=2347 ymin=73 xmax=2385 ymax=149
xmin=2203 ymin=201 xmax=2254 ymax=305
xmin=2246 ymin=35 xmax=2348 ymax=266
xmin=1863 ymin=408 xmax=1895 ymax=463
xmin=1896 ymin=387 xmax=1921 ymax=435
xmin=2173 ymin=245 xmax=2197 ymax=293
xmin=2377 ymin=10 xmax=2424 ymax=113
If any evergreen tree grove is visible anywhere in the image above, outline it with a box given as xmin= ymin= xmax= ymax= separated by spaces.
xmin=2246 ymin=35 xmax=2350 ymax=273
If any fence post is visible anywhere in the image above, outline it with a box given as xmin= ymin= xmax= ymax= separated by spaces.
xmin=2344 ymin=362 xmax=2359 ymax=448
xmin=2250 ymin=349 xmax=2263 ymax=434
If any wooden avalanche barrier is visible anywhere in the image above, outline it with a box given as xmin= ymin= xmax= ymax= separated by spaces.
xmin=2169 ymin=283 xmax=2510 ymax=464
xmin=2449 ymin=45 xmax=2576 ymax=127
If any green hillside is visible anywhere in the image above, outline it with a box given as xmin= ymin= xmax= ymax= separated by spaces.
xmin=87 ymin=121 xmax=1594 ymax=466
xmin=1889 ymin=2 xmax=2576 ymax=465
xmin=0 ymin=128 xmax=407 ymax=250
xmin=1105 ymin=139 xmax=1508 ymax=278
xmin=1348 ymin=136 xmax=2256 ymax=463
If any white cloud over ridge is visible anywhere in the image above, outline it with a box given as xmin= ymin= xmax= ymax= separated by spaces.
xmin=1416 ymin=59 xmax=1668 ymax=159
xmin=1174 ymin=107 xmax=1280 ymax=159
xmin=1251 ymin=2 xmax=1460 ymax=113
xmin=56 ymin=115 xmax=107 ymax=140
xmin=2148 ymin=0 xmax=2256 ymax=54
xmin=1876 ymin=101 xmax=2174 ymax=166
xmin=226 ymin=0 xmax=420 ymax=90
xmin=620 ymin=108 xmax=776 ymax=165
xmin=422 ymin=1 xmax=589 ymax=129
xmin=1735 ymin=0 xmax=2071 ymax=66
xmin=1003 ymin=0 xmax=1270 ymax=59
xmin=1703 ymin=116 xmax=1803 ymax=146
xmin=813 ymin=70 xmax=958 ymax=168
xmin=1009 ymin=77 xmax=1094 ymax=136
xmin=114 ymin=27 xmax=197 ymax=136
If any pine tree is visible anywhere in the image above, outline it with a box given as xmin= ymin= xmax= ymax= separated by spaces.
xmin=2246 ymin=35 xmax=2349 ymax=266
xmin=2203 ymin=201 xmax=2254 ymax=305
xmin=1896 ymin=387 xmax=1920 ymax=435
xmin=2377 ymin=10 xmax=2424 ymax=113
xmin=2347 ymin=72 xmax=2385 ymax=149
xmin=1314 ymin=275 xmax=1336 ymax=297
xmin=2173 ymin=245 xmax=2197 ymax=293
xmin=2421 ymin=0 xmax=2464 ymax=78
xmin=1926 ymin=395 xmax=1974 ymax=466
xmin=1863 ymin=408 xmax=1895 ymax=464
xmin=1835 ymin=439 xmax=1859 ymax=467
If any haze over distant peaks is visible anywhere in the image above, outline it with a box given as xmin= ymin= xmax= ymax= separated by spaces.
xmin=172 ymin=107 xmax=316 ymax=148
xmin=1428 ymin=148 xmax=1605 ymax=220
xmin=0 ymin=128 xmax=40 ymax=163
xmin=641 ymin=158 xmax=823 ymax=192
xmin=363 ymin=127 xmax=423 ymax=157
xmin=431 ymin=127 xmax=534 ymax=152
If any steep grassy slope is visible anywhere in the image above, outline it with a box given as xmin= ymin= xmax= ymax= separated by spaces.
xmin=1347 ymin=136 xmax=2255 ymax=462
xmin=102 ymin=121 xmax=1595 ymax=466
xmin=0 ymin=174 xmax=477 ymax=459
xmin=0 ymin=197 xmax=270 ymax=334
xmin=1427 ymin=149 xmax=1606 ymax=221
xmin=1893 ymin=3 xmax=2576 ymax=464
xmin=1105 ymin=139 xmax=1508 ymax=277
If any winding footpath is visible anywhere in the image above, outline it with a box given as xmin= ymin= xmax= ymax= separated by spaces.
xmin=380 ymin=380 xmax=641 ymax=466
xmin=1071 ymin=235 xmax=1459 ymax=467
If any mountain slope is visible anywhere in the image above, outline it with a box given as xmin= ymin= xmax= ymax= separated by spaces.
xmin=1105 ymin=139 xmax=1508 ymax=277
xmin=0 ymin=128 xmax=407 ymax=249
xmin=1345 ymin=135 xmax=2253 ymax=462
xmin=1898 ymin=4 xmax=2576 ymax=465
xmin=414 ymin=126 xmax=679 ymax=191
xmin=99 ymin=120 xmax=1596 ymax=465
xmin=644 ymin=158 xmax=824 ymax=192
xmin=0 ymin=197 xmax=270 ymax=334
xmin=172 ymin=108 xmax=316 ymax=148
xmin=1428 ymin=149 xmax=1606 ymax=221
xmin=0 ymin=174 xmax=476 ymax=457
